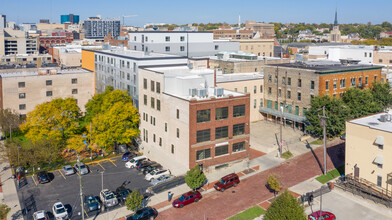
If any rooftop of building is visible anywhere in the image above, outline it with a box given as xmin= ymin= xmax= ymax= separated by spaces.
xmin=348 ymin=112 xmax=392 ymax=133
xmin=84 ymin=47 xmax=187 ymax=60
xmin=129 ymin=31 xmax=212 ymax=34
xmin=0 ymin=63 xmax=58 ymax=70
xmin=216 ymin=72 xmax=264 ymax=83
xmin=0 ymin=67 xmax=91 ymax=78
xmin=266 ymin=60 xmax=382 ymax=73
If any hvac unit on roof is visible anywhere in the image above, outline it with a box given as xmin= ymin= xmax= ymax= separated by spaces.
xmin=214 ymin=87 xmax=224 ymax=97
xmin=189 ymin=88 xmax=197 ymax=97
xmin=197 ymin=88 xmax=207 ymax=97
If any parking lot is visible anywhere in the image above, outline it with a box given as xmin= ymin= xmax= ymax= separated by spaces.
xmin=16 ymin=156 xmax=151 ymax=220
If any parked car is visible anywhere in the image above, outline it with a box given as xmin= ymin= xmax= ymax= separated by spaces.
xmin=74 ymin=162 xmax=89 ymax=175
xmin=52 ymin=202 xmax=68 ymax=220
xmin=62 ymin=165 xmax=75 ymax=176
xmin=172 ymin=191 xmax=202 ymax=208
xmin=122 ymin=152 xmax=136 ymax=161
xmin=151 ymin=174 xmax=174 ymax=186
xmin=116 ymin=186 xmax=131 ymax=203
xmin=37 ymin=171 xmax=50 ymax=184
xmin=136 ymin=161 xmax=156 ymax=171
xmin=214 ymin=173 xmax=240 ymax=192
xmin=145 ymin=169 xmax=170 ymax=181
xmin=125 ymin=156 xmax=147 ymax=169
xmin=308 ymin=211 xmax=336 ymax=220
xmin=126 ymin=207 xmax=158 ymax=220
xmin=33 ymin=210 xmax=48 ymax=220
xmin=100 ymin=189 xmax=118 ymax=208
xmin=83 ymin=195 xmax=100 ymax=212
xmin=142 ymin=164 xmax=162 ymax=174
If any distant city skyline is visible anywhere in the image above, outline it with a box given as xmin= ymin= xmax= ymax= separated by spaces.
xmin=1 ymin=0 xmax=392 ymax=26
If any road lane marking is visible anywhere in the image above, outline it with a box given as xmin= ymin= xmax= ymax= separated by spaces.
xmin=109 ymin=160 xmax=117 ymax=167
xmin=58 ymin=170 xmax=66 ymax=179
xmin=31 ymin=175 xmax=38 ymax=186
xmin=98 ymin=163 xmax=105 ymax=170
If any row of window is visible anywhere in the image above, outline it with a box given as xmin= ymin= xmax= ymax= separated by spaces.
xmin=378 ymin=59 xmax=392 ymax=63
xmin=266 ymin=100 xmax=307 ymax=116
xmin=233 ymin=85 xmax=263 ymax=94
xmin=143 ymin=95 xmax=161 ymax=111
xmin=18 ymin=89 xmax=78 ymax=99
xmin=196 ymin=141 xmax=246 ymax=160
xmin=18 ymin=78 xmax=77 ymax=88
xmin=196 ymin=124 xmax=246 ymax=143
xmin=196 ymin=105 xmax=245 ymax=123
xmin=95 ymin=55 xmax=137 ymax=72
xmin=142 ymin=128 xmax=175 ymax=154
xmin=143 ymin=79 xmax=161 ymax=93
xmin=325 ymin=76 xmax=376 ymax=90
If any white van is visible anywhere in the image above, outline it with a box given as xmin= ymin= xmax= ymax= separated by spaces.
xmin=125 ymin=155 xmax=147 ymax=168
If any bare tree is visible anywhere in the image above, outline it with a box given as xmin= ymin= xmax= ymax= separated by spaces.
xmin=0 ymin=109 xmax=22 ymax=140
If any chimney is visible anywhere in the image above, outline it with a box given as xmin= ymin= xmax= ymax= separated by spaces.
xmin=214 ymin=69 xmax=217 ymax=87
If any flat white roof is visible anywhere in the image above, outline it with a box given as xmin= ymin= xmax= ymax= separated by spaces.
xmin=216 ymin=72 xmax=264 ymax=83
xmin=349 ymin=112 xmax=392 ymax=133
xmin=0 ymin=68 xmax=91 ymax=78
xmin=93 ymin=48 xmax=185 ymax=59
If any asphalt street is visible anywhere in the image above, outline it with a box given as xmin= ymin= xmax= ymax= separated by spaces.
xmin=16 ymin=157 xmax=151 ymax=220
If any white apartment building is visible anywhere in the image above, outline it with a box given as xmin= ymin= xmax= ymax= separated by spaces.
xmin=87 ymin=47 xmax=188 ymax=108
xmin=0 ymin=67 xmax=94 ymax=115
xmin=128 ymin=31 xmax=239 ymax=57
xmin=309 ymin=45 xmax=377 ymax=64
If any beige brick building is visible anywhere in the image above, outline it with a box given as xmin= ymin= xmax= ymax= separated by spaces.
xmin=245 ymin=21 xmax=275 ymax=38
xmin=0 ymin=67 xmax=94 ymax=115
xmin=346 ymin=112 xmax=392 ymax=191
xmin=231 ymin=39 xmax=275 ymax=57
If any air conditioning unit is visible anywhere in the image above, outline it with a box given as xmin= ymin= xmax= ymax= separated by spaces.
xmin=197 ymin=88 xmax=207 ymax=97
xmin=189 ymin=88 xmax=197 ymax=97
xmin=380 ymin=114 xmax=388 ymax=122
xmin=214 ymin=87 xmax=224 ymax=97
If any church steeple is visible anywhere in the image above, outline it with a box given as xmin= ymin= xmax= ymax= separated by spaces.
xmin=334 ymin=8 xmax=338 ymax=26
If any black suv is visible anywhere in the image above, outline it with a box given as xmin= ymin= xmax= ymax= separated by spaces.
xmin=142 ymin=164 xmax=162 ymax=175
xmin=136 ymin=161 xmax=155 ymax=171
xmin=37 ymin=171 xmax=50 ymax=184
xmin=126 ymin=207 xmax=158 ymax=220
xmin=116 ymin=186 xmax=131 ymax=203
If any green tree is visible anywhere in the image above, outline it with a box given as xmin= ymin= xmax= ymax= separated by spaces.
xmin=125 ymin=190 xmax=144 ymax=212
xmin=0 ymin=108 xmax=22 ymax=139
xmin=20 ymin=98 xmax=81 ymax=144
xmin=0 ymin=204 xmax=10 ymax=219
xmin=184 ymin=165 xmax=206 ymax=190
xmin=342 ymin=88 xmax=382 ymax=119
xmin=370 ymin=82 xmax=392 ymax=108
xmin=264 ymin=190 xmax=307 ymax=220
xmin=267 ymin=173 xmax=281 ymax=196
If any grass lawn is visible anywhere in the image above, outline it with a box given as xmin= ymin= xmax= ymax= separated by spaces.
xmin=315 ymin=165 xmax=345 ymax=184
xmin=310 ymin=139 xmax=323 ymax=145
xmin=281 ymin=151 xmax=293 ymax=159
xmin=227 ymin=205 xmax=266 ymax=220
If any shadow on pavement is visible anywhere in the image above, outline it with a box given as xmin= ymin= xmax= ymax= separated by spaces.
xmin=306 ymin=141 xmax=324 ymax=174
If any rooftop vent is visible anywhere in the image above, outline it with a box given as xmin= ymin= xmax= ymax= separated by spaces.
xmin=380 ymin=114 xmax=388 ymax=122
xmin=214 ymin=87 xmax=224 ymax=97
xmin=197 ymin=88 xmax=207 ymax=98
xmin=189 ymin=88 xmax=197 ymax=97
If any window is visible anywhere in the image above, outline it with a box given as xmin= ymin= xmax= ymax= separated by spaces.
xmin=374 ymin=75 xmax=378 ymax=82
xmin=303 ymin=108 xmax=307 ymax=116
xmin=197 ymin=129 xmax=211 ymax=143
xmin=390 ymin=60 xmax=392 ymax=64
xmin=267 ymin=100 xmax=273 ymax=109
xmin=177 ymin=128 xmax=180 ymax=138
xmin=379 ymin=59 xmax=383 ymax=63
xmin=364 ymin=52 xmax=367 ymax=57
xmin=268 ymin=75 xmax=272 ymax=83
xmin=46 ymin=91 xmax=52 ymax=97
xmin=295 ymin=106 xmax=299 ymax=115
xmin=197 ymin=109 xmax=210 ymax=123
xmin=72 ymin=78 xmax=77 ymax=84
xmin=278 ymin=89 xmax=281 ymax=97
xmin=144 ymin=95 xmax=147 ymax=105
xmin=234 ymin=88 xmax=238 ymax=92
xmin=159 ymin=137 xmax=162 ymax=146
xmin=233 ymin=105 xmax=245 ymax=117
xmin=143 ymin=78 xmax=147 ymax=89
xmin=72 ymin=89 xmax=78 ymax=94
xmin=19 ymin=93 xmax=25 ymax=99
xmin=176 ymin=109 xmax=179 ymax=119
xmin=274 ymin=75 xmax=278 ymax=83
xmin=287 ymin=90 xmax=291 ymax=99
xmin=19 ymin=104 xmax=26 ymax=110
xmin=282 ymin=77 xmax=286 ymax=85
xmin=156 ymin=82 xmax=161 ymax=93
xmin=18 ymin=82 xmax=25 ymax=88
xmin=153 ymin=134 xmax=156 ymax=143
xmin=297 ymin=92 xmax=301 ymax=101
xmin=157 ymin=99 xmax=161 ymax=111
xmin=311 ymin=81 xmax=315 ymax=90
xmin=253 ymin=86 xmax=257 ymax=94
xmin=298 ymin=79 xmax=301 ymax=88
xmin=233 ymin=142 xmax=245 ymax=152
xmin=165 ymin=123 xmax=167 ymax=132
xmin=180 ymin=36 xmax=185 ymax=41
xmin=151 ymin=80 xmax=155 ymax=92
xmin=275 ymin=101 xmax=278 ymax=110
xmin=244 ymin=87 xmax=247 ymax=93
xmin=254 ymin=99 xmax=257 ymax=108
xmin=171 ymin=145 xmax=174 ymax=154
xmin=151 ymin=97 xmax=155 ymax=109
xmin=215 ymin=126 xmax=228 ymax=139
xmin=215 ymin=145 xmax=228 ymax=156
xmin=377 ymin=175 xmax=382 ymax=187
xmin=365 ymin=77 xmax=368 ymax=85
xmin=260 ymin=98 xmax=263 ymax=107
xmin=215 ymin=107 xmax=228 ymax=120
xmin=369 ymin=52 xmax=372 ymax=57
xmin=287 ymin=77 xmax=291 ymax=86
xmin=46 ymin=80 xmax=52 ymax=86
xmin=196 ymin=149 xmax=211 ymax=160
xmin=165 ymin=46 xmax=170 ymax=52
xmin=215 ymin=45 xmax=219 ymax=50
xmin=260 ymin=85 xmax=263 ymax=93
xmin=333 ymin=80 xmax=337 ymax=90
xmin=165 ymin=36 xmax=170 ymax=41
xmin=340 ymin=79 xmax=346 ymax=88
xmin=325 ymin=81 xmax=329 ymax=90
xmin=377 ymin=164 xmax=383 ymax=169
xmin=180 ymin=46 xmax=185 ymax=51
xmin=233 ymin=123 xmax=245 ymax=136
xmin=351 ymin=78 xmax=356 ymax=87
xmin=268 ymin=87 xmax=272 ymax=95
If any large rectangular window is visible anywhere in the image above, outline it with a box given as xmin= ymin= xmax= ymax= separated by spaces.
xmin=144 ymin=95 xmax=147 ymax=105
xmin=233 ymin=105 xmax=245 ymax=117
xmin=215 ymin=126 xmax=228 ymax=139
xmin=72 ymin=78 xmax=77 ymax=84
xmin=46 ymin=80 xmax=52 ymax=86
xmin=143 ymin=78 xmax=147 ymax=89
xmin=340 ymin=79 xmax=346 ymax=88
xmin=215 ymin=107 xmax=228 ymax=120
xmin=233 ymin=123 xmax=245 ymax=136
xmin=151 ymin=97 xmax=155 ymax=109
xmin=196 ymin=149 xmax=211 ymax=160
xmin=151 ymin=80 xmax=155 ymax=92
xmin=197 ymin=129 xmax=210 ymax=143
xmin=311 ymin=81 xmax=315 ymax=90
xmin=233 ymin=142 xmax=245 ymax=152
xmin=19 ymin=93 xmax=26 ymax=99
xmin=156 ymin=82 xmax=161 ymax=93
xmin=197 ymin=109 xmax=210 ymax=123
xmin=18 ymin=82 xmax=25 ymax=88
xmin=325 ymin=81 xmax=329 ymax=90
xmin=157 ymin=99 xmax=161 ymax=111
xmin=215 ymin=145 xmax=229 ymax=157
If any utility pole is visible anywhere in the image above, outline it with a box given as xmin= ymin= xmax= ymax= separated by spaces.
xmin=78 ymin=155 xmax=85 ymax=220
xmin=279 ymin=106 xmax=283 ymax=158
xmin=101 ymin=171 xmax=104 ymax=191
xmin=319 ymin=106 xmax=328 ymax=175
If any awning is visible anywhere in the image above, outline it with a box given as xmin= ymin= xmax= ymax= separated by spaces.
xmin=374 ymin=136 xmax=384 ymax=146
xmin=259 ymin=107 xmax=307 ymax=123
xmin=374 ymin=155 xmax=384 ymax=165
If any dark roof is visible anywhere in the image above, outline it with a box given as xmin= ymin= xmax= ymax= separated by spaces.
xmin=266 ymin=63 xmax=382 ymax=74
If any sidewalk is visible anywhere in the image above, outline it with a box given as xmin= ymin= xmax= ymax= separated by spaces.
xmin=0 ymin=161 xmax=23 ymax=220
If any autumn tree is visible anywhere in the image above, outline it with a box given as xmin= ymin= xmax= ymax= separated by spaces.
xmin=20 ymin=98 xmax=81 ymax=144
xmin=0 ymin=108 xmax=22 ymax=139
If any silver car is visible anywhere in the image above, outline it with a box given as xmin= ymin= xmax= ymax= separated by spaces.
xmin=151 ymin=174 xmax=174 ymax=186
xmin=74 ymin=162 xmax=89 ymax=175
xmin=62 ymin=165 xmax=75 ymax=176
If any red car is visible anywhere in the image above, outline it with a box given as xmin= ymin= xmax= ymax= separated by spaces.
xmin=214 ymin=173 xmax=240 ymax=192
xmin=172 ymin=191 xmax=202 ymax=208
xmin=308 ymin=211 xmax=336 ymax=220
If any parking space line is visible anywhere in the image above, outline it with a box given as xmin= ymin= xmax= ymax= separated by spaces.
xmin=58 ymin=170 xmax=66 ymax=179
xmin=98 ymin=163 xmax=105 ymax=170
xmin=84 ymin=210 xmax=89 ymax=218
xmin=31 ymin=175 xmax=38 ymax=186
xmin=109 ymin=160 xmax=117 ymax=167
